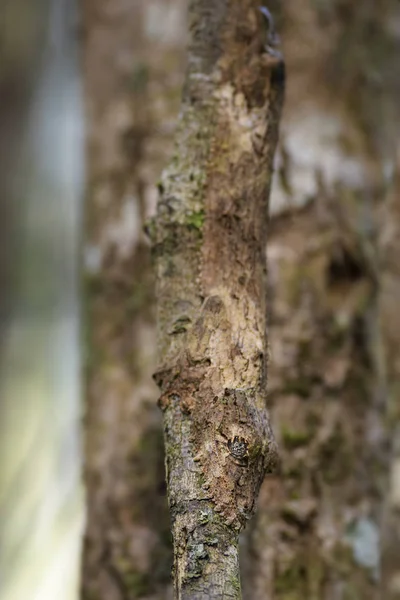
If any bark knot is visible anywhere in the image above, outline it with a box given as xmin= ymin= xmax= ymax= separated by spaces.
xmin=228 ymin=436 xmax=249 ymax=463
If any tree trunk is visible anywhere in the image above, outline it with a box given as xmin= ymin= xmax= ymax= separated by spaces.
xmin=152 ymin=1 xmax=284 ymax=597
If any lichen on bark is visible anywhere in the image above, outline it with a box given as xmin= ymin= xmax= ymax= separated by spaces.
xmin=153 ymin=1 xmax=284 ymax=597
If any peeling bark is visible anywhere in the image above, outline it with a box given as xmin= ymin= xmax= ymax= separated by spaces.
xmin=153 ymin=1 xmax=284 ymax=597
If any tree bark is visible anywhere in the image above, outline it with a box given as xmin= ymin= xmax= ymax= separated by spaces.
xmin=153 ymin=1 xmax=284 ymax=597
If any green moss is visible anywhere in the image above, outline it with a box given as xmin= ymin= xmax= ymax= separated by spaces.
xmin=248 ymin=441 xmax=263 ymax=461
xmin=186 ymin=209 xmax=205 ymax=230
xmin=229 ymin=573 xmax=241 ymax=593
xmin=171 ymin=315 xmax=191 ymax=334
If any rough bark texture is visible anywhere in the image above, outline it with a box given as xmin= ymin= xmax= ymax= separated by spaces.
xmin=152 ymin=1 xmax=284 ymax=597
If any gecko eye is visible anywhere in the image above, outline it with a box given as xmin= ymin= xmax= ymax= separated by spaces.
xmin=228 ymin=436 xmax=248 ymax=461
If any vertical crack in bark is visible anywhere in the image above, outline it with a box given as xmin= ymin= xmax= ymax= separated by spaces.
xmin=153 ymin=1 xmax=284 ymax=597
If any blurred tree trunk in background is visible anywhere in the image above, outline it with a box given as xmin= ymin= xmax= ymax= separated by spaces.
xmin=82 ymin=1 xmax=400 ymax=599
xmin=380 ymin=153 xmax=400 ymax=598
xmin=82 ymin=2 xmax=187 ymax=599
xmin=240 ymin=1 xmax=400 ymax=599
xmin=0 ymin=1 xmax=85 ymax=600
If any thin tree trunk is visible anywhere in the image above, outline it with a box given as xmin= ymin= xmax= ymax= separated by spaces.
xmin=153 ymin=1 xmax=284 ymax=597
